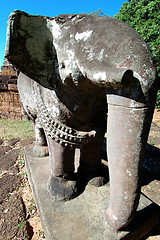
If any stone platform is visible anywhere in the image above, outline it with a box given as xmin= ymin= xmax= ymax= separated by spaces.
xmin=24 ymin=144 xmax=160 ymax=240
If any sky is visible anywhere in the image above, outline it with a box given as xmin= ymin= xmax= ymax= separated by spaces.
xmin=0 ymin=0 xmax=127 ymax=68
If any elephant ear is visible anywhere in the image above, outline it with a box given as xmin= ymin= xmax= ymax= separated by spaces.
xmin=5 ymin=10 xmax=59 ymax=89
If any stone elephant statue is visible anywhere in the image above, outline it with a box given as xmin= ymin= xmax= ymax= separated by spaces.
xmin=5 ymin=10 xmax=158 ymax=231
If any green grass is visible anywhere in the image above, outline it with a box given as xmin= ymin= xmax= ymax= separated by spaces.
xmin=6 ymin=193 xmax=11 ymax=199
xmin=156 ymin=90 xmax=160 ymax=109
xmin=18 ymin=220 xmax=27 ymax=229
xmin=0 ymin=119 xmax=34 ymax=141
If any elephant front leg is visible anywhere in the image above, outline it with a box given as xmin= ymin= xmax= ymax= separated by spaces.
xmin=105 ymin=94 xmax=155 ymax=230
xmin=79 ymin=134 xmax=109 ymax=187
xmin=46 ymin=135 xmax=80 ymax=201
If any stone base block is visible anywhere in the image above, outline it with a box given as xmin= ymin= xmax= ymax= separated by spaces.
xmin=24 ymin=144 xmax=160 ymax=240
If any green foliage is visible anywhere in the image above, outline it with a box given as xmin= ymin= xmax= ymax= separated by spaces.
xmin=18 ymin=159 xmax=25 ymax=165
xmin=156 ymin=90 xmax=160 ymax=109
xmin=90 ymin=9 xmax=108 ymax=17
xmin=6 ymin=194 xmax=11 ymax=199
xmin=28 ymin=198 xmax=36 ymax=215
xmin=18 ymin=220 xmax=27 ymax=229
xmin=115 ymin=0 xmax=160 ymax=107
xmin=148 ymin=138 xmax=154 ymax=146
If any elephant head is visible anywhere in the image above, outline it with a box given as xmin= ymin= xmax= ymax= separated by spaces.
xmin=5 ymin=10 xmax=158 ymax=230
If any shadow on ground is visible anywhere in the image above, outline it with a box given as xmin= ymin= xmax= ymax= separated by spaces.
xmin=142 ymin=144 xmax=160 ymax=185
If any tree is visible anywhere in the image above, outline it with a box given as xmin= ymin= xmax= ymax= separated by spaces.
xmin=115 ymin=0 xmax=160 ymax=76
xmin=115 ymin=0 xmax=160 ymax=107
xmin=90 ymin=9 xmax=108 ymax=17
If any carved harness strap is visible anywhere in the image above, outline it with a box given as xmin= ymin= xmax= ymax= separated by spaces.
xmin=33 ymin=83 xmax=103 ymax=147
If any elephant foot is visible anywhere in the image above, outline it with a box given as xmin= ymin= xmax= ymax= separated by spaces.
xmin=89 ymin=176 xmax=107 ymax=187
xmin=33 ymin=144 xmax=49 ymax=157
xmin=105 ymin=208 xmax=134 ymax=231
xmin=48 ymin=174 xmax=82 ymax=201
xmin=78 ymin=163 xmax=109 ymax=187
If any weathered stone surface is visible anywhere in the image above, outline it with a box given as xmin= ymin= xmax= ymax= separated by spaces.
xmin=0 ymin=59 xmax=23 ymax=119
xmin=24 ymin=145 xmax=160 ymax=240
xmin=8 ymin=83 xmax=18 ymax=91
xmin=0 ymin=87 xmax=23 ymax=119
xmin=5 ymin=10 xmax=158 ymax=231
xmin=5 ymin=11 xmax=157 ymax=94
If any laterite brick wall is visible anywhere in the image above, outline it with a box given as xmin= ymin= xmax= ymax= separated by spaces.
xmin=0 ymin=59 xmax=25 ymax=120
xmin=0 ymin=84 xmax=24 ymax=120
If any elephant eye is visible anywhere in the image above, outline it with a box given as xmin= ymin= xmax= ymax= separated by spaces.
xmin=60 ymin=62 xmax=65 ymax=69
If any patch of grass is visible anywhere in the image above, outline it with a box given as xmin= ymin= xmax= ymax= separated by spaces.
xmin=155 ymin=90 xmax=160 ymax=109
xmin=18 ymin=159 xmax=25 ymax=165
xmin=16 ymin=185 xmax=21 ymax=191
xmin=18 ymin=220 xmax=27 ymax=229
xmin=17 ymin=151 xmax=25 ymax=168
xmin=149 ymin=138 xmax=155 ymax=146
xmin=17 ymin=150 xmax=24 ymax=157
xmin=0 ymin=119 xmax=34 ymax=141
xmin=38 ymin=230 xmax=45 ymax=237
xmin=6 ymin=194 xmax=11 ymax=199
xmin=23 ymin=171 xmax=27 ymax=176
xmin=28 ymin=198 xmax=36 ymax=215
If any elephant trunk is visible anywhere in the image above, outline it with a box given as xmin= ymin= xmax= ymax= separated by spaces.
xmin=105 ymin=94 xmax=155 ymax=230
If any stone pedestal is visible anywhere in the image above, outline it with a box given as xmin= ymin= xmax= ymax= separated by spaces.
xmin=24 ymin=144 xmax=160 ymax=240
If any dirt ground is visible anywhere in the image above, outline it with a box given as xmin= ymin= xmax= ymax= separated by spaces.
xmin=0 ymin=109 xmax=160 ymax=240
xmin=0 ymin=137 xmax=45 ymax=240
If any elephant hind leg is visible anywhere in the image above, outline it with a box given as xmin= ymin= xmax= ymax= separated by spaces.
xmin=34 ymin=119 xmax=47 ymax=146
xmin=78 ymin=134 xmax=109 ymax=187
xmin=46 ymin=136 xmax=82 ymax=201
xmin=33 ymin=119 xmax=48 ymax=157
